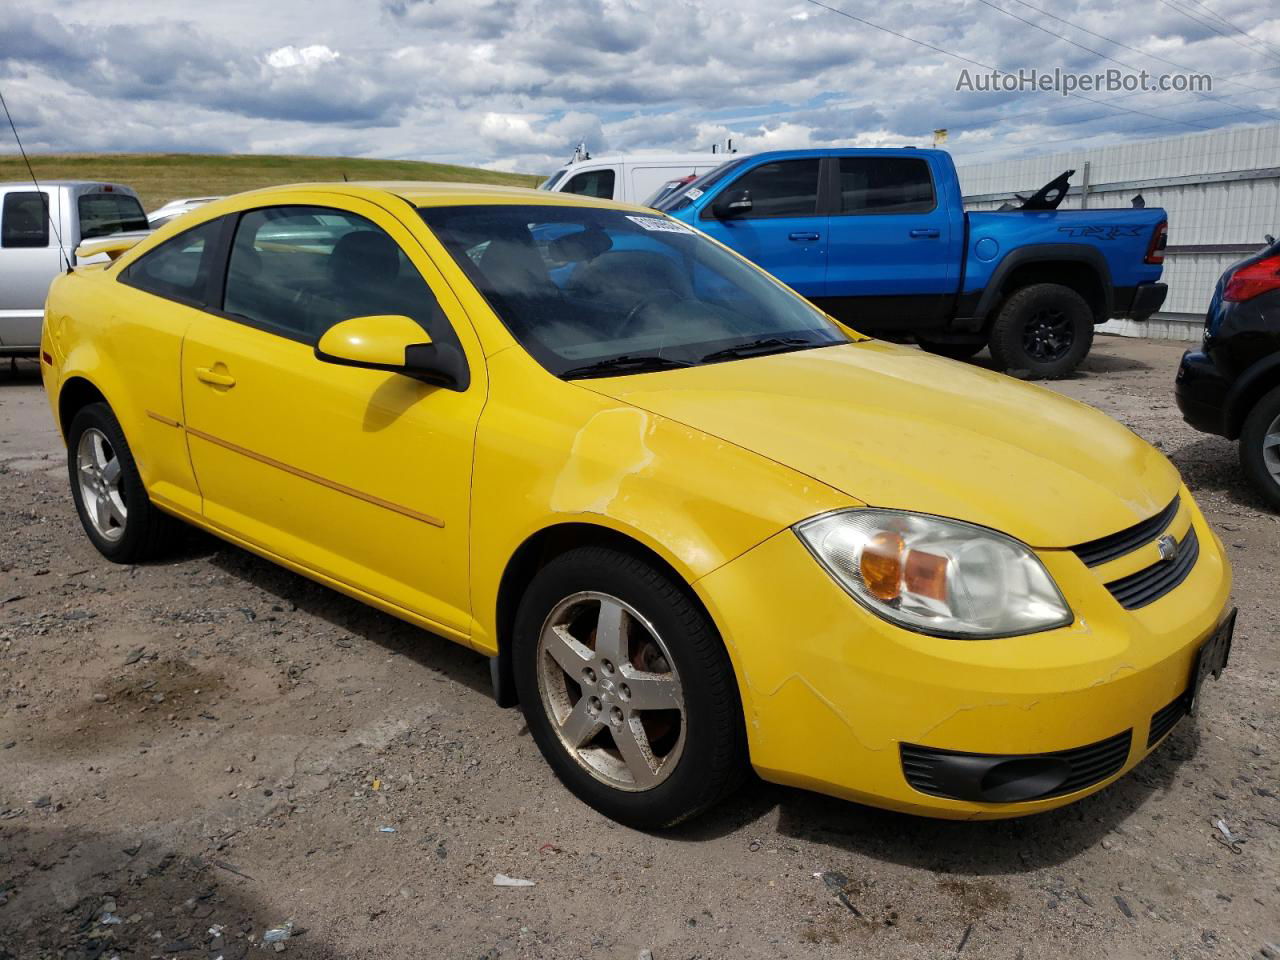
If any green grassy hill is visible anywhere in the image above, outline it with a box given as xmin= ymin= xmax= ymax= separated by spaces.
xmin=0 ymin=153 xmax=543 ymax=211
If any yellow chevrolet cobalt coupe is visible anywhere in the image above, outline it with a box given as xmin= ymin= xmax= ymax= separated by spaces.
xmin=43 ymin=183 xmax=1233 ymax=828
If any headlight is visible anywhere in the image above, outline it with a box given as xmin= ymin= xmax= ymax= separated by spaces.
xmin=794 ymin=509 xmax=1072 ymax=639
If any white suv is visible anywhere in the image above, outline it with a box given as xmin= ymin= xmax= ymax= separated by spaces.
xmin=539 ymin=152 xmax=727 ymax=206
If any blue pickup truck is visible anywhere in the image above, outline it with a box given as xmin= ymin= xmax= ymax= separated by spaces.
xmin=654 ymin=148 xmax=1168 ymax=378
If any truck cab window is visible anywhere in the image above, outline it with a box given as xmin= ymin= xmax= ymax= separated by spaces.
xmin=2 ymin=192 xmax=50 ymax=248
xmin=838 ymin=158 xmax=935 ymax=214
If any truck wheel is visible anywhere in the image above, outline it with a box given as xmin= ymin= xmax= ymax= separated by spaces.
xmin=512 ymin=545 xmax=747 ymax=829
xmin=917 ymin=339 xmax=984 ymax=361
xmin=1238 ymin=385 xmax=1280 ymax=512
xmin=67 ymin=403 xmax=183 ymax=562
xmin=988 ymin=283 xmax=1093 ymax=380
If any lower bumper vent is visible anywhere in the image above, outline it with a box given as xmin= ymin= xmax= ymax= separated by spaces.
xmin=901 ymin=730 xmax=1133 ymax=804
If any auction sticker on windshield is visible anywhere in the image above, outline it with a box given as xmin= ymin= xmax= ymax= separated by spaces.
xmin=627 ymin=215 xmax=694 ymax=234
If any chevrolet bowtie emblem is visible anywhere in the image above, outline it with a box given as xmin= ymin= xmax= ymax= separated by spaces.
xmin=1157 ymin=534 xmax=1178 ymax=563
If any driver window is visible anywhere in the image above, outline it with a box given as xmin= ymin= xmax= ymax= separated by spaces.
xmin=221 ymin=205 xmax=459 ymax=350
xmin=703 ymin=159 xmax=820 ymax=220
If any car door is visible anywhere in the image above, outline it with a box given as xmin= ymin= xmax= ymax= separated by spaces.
xmin=822 ymin=154 xmax=959 ymax=329
xmin=180 ymin=195 xmax=486 ymax=638
xmin=695 ymin=158 xmax=827 ymax=298
xmin=0 ymin=188 xmax=63 ymax=347
xmin=106 ymin=216 xmax=230 ymax=517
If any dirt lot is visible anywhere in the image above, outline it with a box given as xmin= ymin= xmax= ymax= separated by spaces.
xmin=1 ymin=336 xmax=1277 ymax=960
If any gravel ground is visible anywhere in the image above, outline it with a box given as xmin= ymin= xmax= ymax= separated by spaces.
xmin=1 ymin=336 xmax=1277 ymax=960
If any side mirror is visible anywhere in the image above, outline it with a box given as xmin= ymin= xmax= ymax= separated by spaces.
xmin=712 ymin=188 xmax=753 ymax=219
xmin=315 ymin=315 xmax=469 ymax=390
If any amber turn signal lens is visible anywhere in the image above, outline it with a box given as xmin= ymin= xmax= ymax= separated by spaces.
xmin=860 ymin=531 xmax=905 ymax=600
xmin=904 ymin=549 xmax=948 ymax=602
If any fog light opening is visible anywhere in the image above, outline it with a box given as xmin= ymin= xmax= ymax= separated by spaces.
xmin=979 ymin=757 xmax=1071 ymax=803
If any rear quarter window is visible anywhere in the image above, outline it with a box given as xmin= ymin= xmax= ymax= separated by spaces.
xmin=120 ymin=218 xmax=224 ymax=307
xmin=838 ymin=157 xmax=936 ymax=214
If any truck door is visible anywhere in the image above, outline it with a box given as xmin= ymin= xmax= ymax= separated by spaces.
xmin=696 ymin=158 xmax=827 ymax=298
xmin=0 ymin=188 xmax=63 ymax=348
xmin=821 ymin=155 xmax=959 ymax=330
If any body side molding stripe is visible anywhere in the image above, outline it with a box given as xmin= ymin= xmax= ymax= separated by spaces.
xmin=184 ymin=425 xmax=446 ymax=528
xmin=146 ymin=410 xmax=182 ymax=428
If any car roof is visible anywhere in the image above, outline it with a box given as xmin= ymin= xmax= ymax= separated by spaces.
xmin=200 ymin=181 xmax=648 ymax=212
xmin=555 ymin=153 xmax=721 ymax=167
xmin=0 ymin=180 xmax=138 ymax=191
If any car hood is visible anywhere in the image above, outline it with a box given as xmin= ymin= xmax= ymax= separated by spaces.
xmin=583 ymin=340 xmax=1181 ymax=548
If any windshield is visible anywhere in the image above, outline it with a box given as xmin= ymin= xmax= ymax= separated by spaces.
xmin=78 ymin=192 xmax=149 ymax=240
xmin=420 ymin=204 xmax=850 ymax=378
xmin=538 ymin=169 xmax=568 ymax=192
xmin=641 ymin=176 xmax=696 ymax=209
xmin=653 ymin=157 xmax=750 ymax=213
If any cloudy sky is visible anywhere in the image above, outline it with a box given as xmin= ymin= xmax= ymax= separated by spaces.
xmin=2 ymin=0 xmax=1278 ymax=175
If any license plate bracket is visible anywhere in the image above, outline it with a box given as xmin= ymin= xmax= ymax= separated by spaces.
xmin=1188 ymin=608 xmax=1235 ymax=715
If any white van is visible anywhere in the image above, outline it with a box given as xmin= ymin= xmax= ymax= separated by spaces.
xmin=539 ymin=153 xmax=726 ymax=206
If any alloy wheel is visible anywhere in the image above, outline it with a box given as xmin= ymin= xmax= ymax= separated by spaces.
xmin=536 ymin=591 xmax=686 ymax=791
xmin=76 ymin=427 xmax=127 ymax=542
xmin=1023 ymin=307 xmax=1074 ymax=363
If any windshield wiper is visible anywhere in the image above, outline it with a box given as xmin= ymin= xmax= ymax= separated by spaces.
xmin=700 ymin=337 xmax=818 ymax=363
xmin=559 ymin=354 xmax=692 ymax=380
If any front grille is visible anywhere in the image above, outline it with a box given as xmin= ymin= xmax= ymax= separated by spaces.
xmin=1103 ymin=527 xmax=1199 ymax=610
xmin=1071 ymin=496 xmax=1180 ymax=567
xmin=1147 ymin=692 xmax=1189 ymax=747
xmin=901 ymin=730 xmax=1132 ymax=802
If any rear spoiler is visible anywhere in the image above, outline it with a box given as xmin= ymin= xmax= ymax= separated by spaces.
xmin=74 ymin=234 xmax=146 ymax=263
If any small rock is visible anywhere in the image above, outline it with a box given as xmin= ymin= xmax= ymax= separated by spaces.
xmin=639 ymin=951 xmax=654 ymax=960
xmin=1115 ymin=896 xmax=1135 ymax=919
xmin=92 ymin=693 xmax=108 ymax=703
xmin=32 ymin=795 xmax=51 ymax=808
xmin=493 ymin=874 xmax=535 ymax=887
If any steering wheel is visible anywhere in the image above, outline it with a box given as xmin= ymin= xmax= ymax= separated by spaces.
xmin=620 ymin=289 xmax=692 ymax=334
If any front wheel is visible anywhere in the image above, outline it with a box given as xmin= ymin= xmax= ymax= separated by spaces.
xmin=66 ymin=403 xmax=182 ymax=562
xmin=513 ymin=546 xmax=747 ymax=829
xmin=1239 ymin=385 xmax=1280 ymax=512
xmin=988 ymin=283 xmax=1094 ymax=379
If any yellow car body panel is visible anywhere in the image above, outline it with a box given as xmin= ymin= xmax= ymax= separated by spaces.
xmin=41 ymin=181 xmax=1233 ymax=820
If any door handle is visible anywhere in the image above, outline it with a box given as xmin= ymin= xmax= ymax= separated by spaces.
xmin=788 ymin=231 xmax=821 ymax=242
xmin=909 ymin=228 xmax=941 ymax=238
xmin=195 ymin=366 xmax=236 ymax=387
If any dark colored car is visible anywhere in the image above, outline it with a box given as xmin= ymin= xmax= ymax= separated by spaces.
xmin=1175 ymin=236 xmax=1280 ymax=510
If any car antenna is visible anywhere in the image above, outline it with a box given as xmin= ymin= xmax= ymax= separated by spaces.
xmin=0 ymin=86 xmax=71 ymax=272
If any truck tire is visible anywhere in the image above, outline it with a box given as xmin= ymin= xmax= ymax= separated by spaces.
xmin=917 ymin=339 xmax=984 ymax=361
xmin=1238 ymin=385 xmax=1280 ymax=512
xmin=988 ymin=283 xmax=1094 ymax=380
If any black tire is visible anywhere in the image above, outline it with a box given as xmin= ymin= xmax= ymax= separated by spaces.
xmin=66 ymin=403 xmax=182 ymax=562
xmin=987 ymin=283 xmax=1094 ymax=379
xmin=513 ymin=545 xmax=747 ymax=829
xmin=917 ymin=339 xmax=984 ymax=361
xmin=1238 ymin=385 xmax=1280 ymax=512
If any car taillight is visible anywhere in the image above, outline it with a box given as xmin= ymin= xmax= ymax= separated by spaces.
xmin=1145 ymin=221 xmax=1168 ymax=264
xmin=1223 ymin=255 xmax=1280 ymax=302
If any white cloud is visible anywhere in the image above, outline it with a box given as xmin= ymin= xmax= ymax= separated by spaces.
xmin=265 ymin=44 xmax=341 ymax=70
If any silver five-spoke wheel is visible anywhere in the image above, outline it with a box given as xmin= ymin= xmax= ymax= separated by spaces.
xmin=537 ymin=591 xmax=685 ymax=791
xmin=76 ymin=427 xmax=127 ymax=542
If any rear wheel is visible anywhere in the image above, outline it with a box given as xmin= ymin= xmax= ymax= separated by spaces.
xmin=1239 ymin=385 xmax=1280 ymax=512
xmin=917 ymin=339 xmax=984 ymax=361
xmin=988 ymin=283 xmax=1093 ymax=379
xmin=513 ymin=545 xmax=747 ymax=829
xmin=66 ymin=403 xmax=182 ymax=562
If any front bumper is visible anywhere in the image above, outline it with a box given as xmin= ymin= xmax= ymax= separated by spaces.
xmin=695 ymin=488 xmax=1232 ymax=819
xmin=1175 ymin=349 xmax=1231 ymax=437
